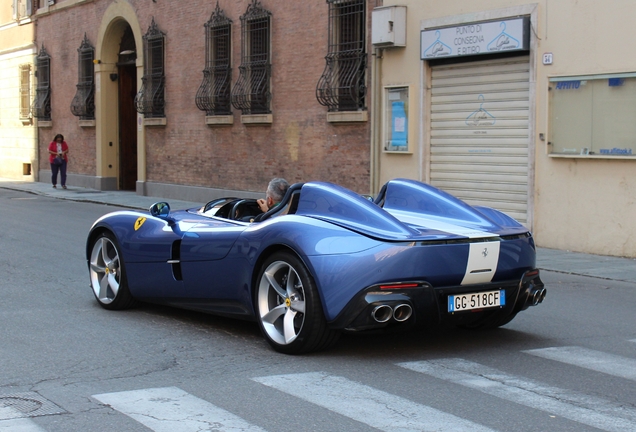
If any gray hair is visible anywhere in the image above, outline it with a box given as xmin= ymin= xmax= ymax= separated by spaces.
xmin=267 ymin=178 xmax=289 ymax=203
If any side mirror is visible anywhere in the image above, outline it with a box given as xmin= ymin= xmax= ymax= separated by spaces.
xmin=150 ymin=202 xmax=171 ymax=218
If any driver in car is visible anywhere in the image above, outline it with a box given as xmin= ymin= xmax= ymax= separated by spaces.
xmin=254 ymin=178 xmax=289 ymax=221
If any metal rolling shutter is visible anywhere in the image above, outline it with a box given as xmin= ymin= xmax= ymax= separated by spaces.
xmin=430 ymin=56 xmax=530 ymax=223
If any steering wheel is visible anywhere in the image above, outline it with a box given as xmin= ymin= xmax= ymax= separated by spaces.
xmin=230 ymin=199 xmax=248 ymax=220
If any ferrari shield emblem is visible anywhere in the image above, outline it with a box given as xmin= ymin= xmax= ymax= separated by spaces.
xmin=134 ymin=217 xmax=147 ymax=231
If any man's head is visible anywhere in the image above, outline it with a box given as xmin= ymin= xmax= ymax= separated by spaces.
xmin=266 ymin=178 xmax=289 ymax=208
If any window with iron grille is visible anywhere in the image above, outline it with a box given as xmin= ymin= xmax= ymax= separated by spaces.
xmin=231 ymin=0 xmax=271 ymax=115
xmin=196 ymin=3 xmax=232 ymax=116
xmin=19 ymin=64 xmax=31 ymax=119
xmin=70 ymin=34 xmax=95 ymax=120
xmin=32 ymin=45 xmax=51 ymax=120
xmin=135 ymin=17 xmax=165 ymax=118
xmin=316 ymin=0 xmax=367 ymax=112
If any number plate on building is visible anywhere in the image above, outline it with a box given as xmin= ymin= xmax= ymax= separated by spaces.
xmin=448 ymin=290 xmax=505 ymax=312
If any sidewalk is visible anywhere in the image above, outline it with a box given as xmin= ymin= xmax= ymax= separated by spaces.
xmin=2 ymin=178 xmax=635 ymax=283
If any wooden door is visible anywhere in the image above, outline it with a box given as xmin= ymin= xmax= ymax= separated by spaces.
xmin=118 ymin=64 xmax=138 ymax=190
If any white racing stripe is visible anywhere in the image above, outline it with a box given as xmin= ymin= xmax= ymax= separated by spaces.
xmin=524 ymin=346 xmax=636 ymax=381
xmin=253 ymin=372 xmax=496 ymax=432
xmin=93 ymin=387 xmax=266 ymax=432
xmin=398 ymin=359 xmax=636 ymax=432
xmin=460 ymin=241 xmax=500 ymax=285
xmin=388 ymin=209 xmax=501 ymax=285
xmin=386 ymin=209 xmax=498 ymax=239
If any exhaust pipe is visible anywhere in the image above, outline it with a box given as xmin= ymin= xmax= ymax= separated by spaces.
xmin=393 ymin=304 xmax=412 ymax=322
xmin=531 ymin=288 xmax=547 ymax=306
xmin=372 ymin=305 xmax=392 ymax=323
xmin=538 ymin=288 xmax=547 ymax=303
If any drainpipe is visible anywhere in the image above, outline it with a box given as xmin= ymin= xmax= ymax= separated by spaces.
xmin=370 ymin=47 xmax=383 ymax=195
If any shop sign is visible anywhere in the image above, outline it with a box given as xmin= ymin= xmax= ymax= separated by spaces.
xmin=421 ymin=17 xmax=529 ymax=59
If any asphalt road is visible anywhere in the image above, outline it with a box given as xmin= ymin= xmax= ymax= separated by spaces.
xmin=1 ymin=188 xmax=635 ymax=432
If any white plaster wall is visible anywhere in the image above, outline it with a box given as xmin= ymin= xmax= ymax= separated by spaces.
xmin=533 ymin=1 xmax=636 ymax=257
xmin=0 ymin=49 xmax=37 ymax=180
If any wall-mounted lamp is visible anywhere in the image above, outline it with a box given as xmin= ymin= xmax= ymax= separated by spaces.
xmin=119 ymin=50 xmax=135 ymax=55
xmin=93 ymin=59 xmax=101 ymax=64
xmin=109 ymin=73 xmax=118 ymax=82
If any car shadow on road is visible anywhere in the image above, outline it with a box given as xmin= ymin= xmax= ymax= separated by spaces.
xmin=329 ymin=325 xmax=548 ymax=359
xmin=129 ymin=302 xmax=547 ymax=359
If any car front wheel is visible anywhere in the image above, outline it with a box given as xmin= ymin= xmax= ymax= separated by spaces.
xmin=89 ymin=232 xmax=137 ymax=310
xmin=256 ymin=252 xmax=339 ymax=354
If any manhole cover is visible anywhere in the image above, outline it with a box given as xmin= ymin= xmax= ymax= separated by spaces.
xmin=0 ymin=396 xmax=42 ymax=413
xmin=0 ymin=392 xmax=65 ymax=420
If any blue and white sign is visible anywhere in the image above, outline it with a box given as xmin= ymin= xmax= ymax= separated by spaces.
xmin=421 ymin=18 xmax=529 ymax=59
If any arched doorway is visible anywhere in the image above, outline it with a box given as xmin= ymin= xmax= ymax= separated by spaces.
xmin=95 ymin=2 xmax=145 ymax=193
xmin=117 ymin=26 xmax=138 ymax=191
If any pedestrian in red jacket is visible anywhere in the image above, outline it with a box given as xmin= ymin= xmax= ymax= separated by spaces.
xmin=48 ymin=133 xmax=69 ymax=189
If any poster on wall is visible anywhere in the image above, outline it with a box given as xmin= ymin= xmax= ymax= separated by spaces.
xmin=385 ymin=87 xmax=409 ymax=151
xmin=390 ymin=101 xmax=407 ymax=147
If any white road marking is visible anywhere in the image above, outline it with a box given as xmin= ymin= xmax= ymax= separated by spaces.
xmin=0 ymin=405 xmax=46 ymax=431
xmin=253 ymin=371 xmax=497 ymax=432
xmin=0 ymin=418 xmax=46 ymax=431
xmin=524 ymin=346 xmax=636 ymax=381
xmin=398 ymin=358 xmax=636 ymax=432
xmin=0 ymin=406 xmax=22 ymax=421
xmin=92 ymin=387 xmax=266 ymax=432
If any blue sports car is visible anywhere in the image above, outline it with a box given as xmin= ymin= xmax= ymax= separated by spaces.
xmin=86 ymin=179 xmax=545 ymax=354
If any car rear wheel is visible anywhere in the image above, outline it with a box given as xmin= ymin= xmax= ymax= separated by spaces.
xmin=256 ymin=252 xmax=340 ymax=354
xmin=89 ymin=232 xmax=137 ymax=310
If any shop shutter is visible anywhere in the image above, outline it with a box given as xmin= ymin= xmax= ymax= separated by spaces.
xmin=430 ymin=56 xmax=530 ymax=223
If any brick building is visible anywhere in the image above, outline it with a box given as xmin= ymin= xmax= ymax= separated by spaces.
xmin=31 ymin=0 xmax=375 ymax=200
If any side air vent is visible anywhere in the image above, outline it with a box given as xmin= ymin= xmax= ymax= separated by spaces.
xmin=170 ymin=240 xmax=182 ymax=281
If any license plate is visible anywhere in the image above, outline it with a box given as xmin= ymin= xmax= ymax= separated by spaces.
xmin=448 ymin=290 xmax=505 ymax=312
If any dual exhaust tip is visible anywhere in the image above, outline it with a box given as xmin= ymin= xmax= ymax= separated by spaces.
xmin=531 ymin=287 xmax=547 ymax=306
xmin=371 ymin=288 xmax=545 ymax=323
xmin=372 ymin=303 xmax=412 ymax=323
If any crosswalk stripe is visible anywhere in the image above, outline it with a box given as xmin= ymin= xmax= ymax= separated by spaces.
xmin=523 ymin=346 xmax=636 ymax=381
xmin=0 ymin=418 xmax=46 ymax=432
xmin=0 ymin=405 xmax=46 ymax=432
xmin=398 ymin=358 xmax=636 ymax=432
xmin=92 ymin=387 xmax=266 ymax=432
xmin=253 ymin=372 xmax=497 ymax=432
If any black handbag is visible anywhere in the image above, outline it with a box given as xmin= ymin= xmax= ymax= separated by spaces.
xmin=53 ymin=156 xmax=64 ymax=166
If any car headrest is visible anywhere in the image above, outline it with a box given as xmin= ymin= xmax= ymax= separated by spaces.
xmin=259 ymin=182 xmax=304 ymax=221
xmin=374 ymin=183 xmax=388 ymax=206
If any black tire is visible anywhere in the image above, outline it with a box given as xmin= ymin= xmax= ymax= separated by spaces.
xmin=255 ymin=251 xmax=340 ymax=354
xmin=88 ymin=231 xmax=137 ymax=310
